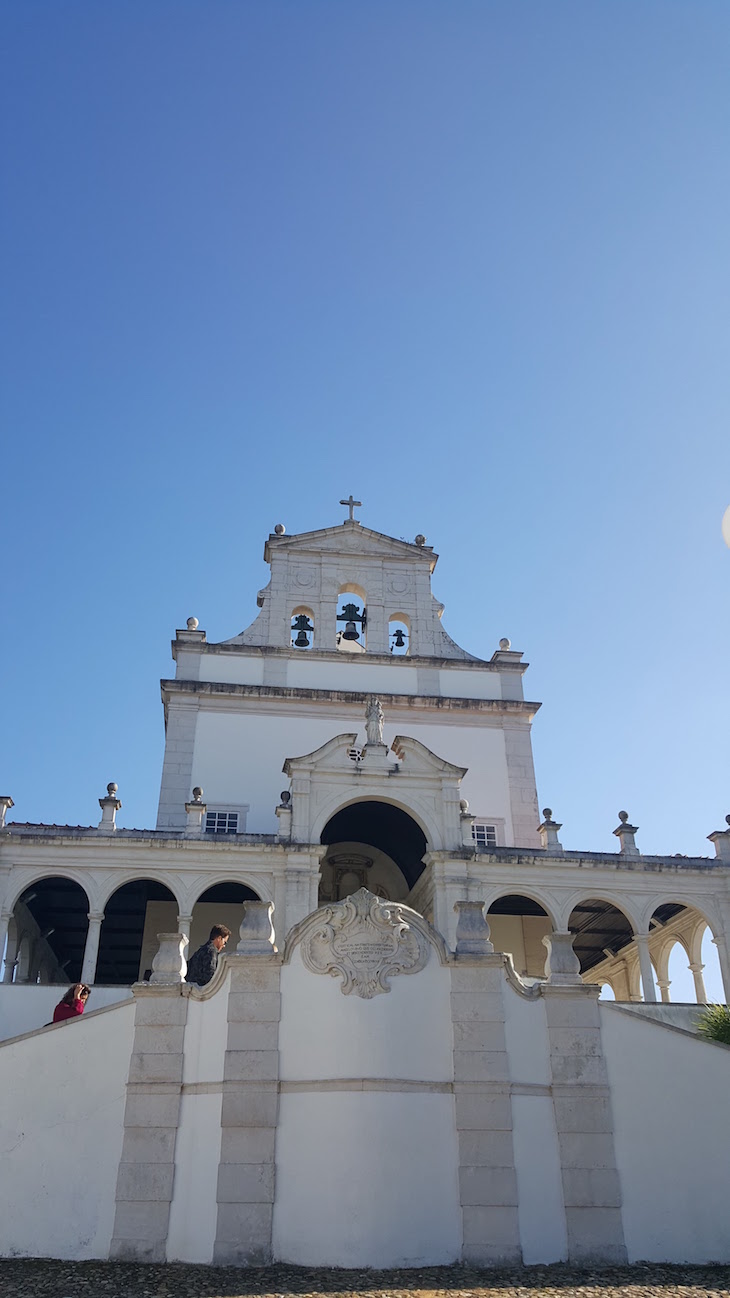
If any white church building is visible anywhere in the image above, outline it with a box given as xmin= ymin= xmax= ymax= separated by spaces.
xmin=0 ymin=502 xmax=729 ymax=1267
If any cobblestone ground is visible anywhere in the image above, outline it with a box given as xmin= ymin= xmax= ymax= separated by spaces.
xmin=0 ymin=1262 xmax=728 ymax=1298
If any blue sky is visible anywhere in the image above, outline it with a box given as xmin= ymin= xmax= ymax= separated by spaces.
xmin=1 ymin=4 xmax=729 ymax=994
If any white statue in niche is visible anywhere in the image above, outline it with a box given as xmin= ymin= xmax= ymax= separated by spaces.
xmin=365 ymin=696 xmax=385 ymax=746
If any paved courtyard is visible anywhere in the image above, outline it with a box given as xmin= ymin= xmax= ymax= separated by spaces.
xmin=0 ymin=1262 xmax=728 ymax=1298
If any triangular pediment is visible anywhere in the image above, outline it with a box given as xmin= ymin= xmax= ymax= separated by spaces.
xmin=265 ymin=523 xmax=437 ymax=568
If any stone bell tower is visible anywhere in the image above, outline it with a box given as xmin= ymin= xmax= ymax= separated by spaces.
xmin=156 ymin=499 xmax=541 ymax=853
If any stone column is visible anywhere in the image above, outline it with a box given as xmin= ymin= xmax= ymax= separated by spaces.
xmin=0 ymin=910 xmax=11 ymax=978
xmin=451 ymin=907 xmax=521 ymax=1265
xmin=633 ymin=934 xmax=657 ymax=1003
xmin=214 ymin=942 xmax=281 ymax=1264
xmin=712 ymin=934 xmax=730 ymax=1004
xmin=542 ymin=982 xmax=627 ymax=1263
xmin=110 ymin=983 xmax=190 ymax=1262
xmin=688 ymin=962 xmax=707 ymax=1005
xmin=2 ymin=918 xmax=17 ymax=983
xmin=81 ymin=912 xmax=104 ymax=985
xmin=177 ymin=914 xmax=193 ymax=943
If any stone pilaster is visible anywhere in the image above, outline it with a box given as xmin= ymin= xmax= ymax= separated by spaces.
xmin=214 ymin=957 xmax=281 ymax=1264
xmin=110 ymin=985 xmax=190 ymax=1262
xmin=452 ymin=956 xmax=521 ymax=1264
xmin=542 ymin=984 xmax=627 ymax=1264
xmin=81 ymin=912 xmax=104 ymax=984
xmin=156 ymin=699 xmax=199 ymax=830
xmin=502 ymin=722 xmax=540 ymax=848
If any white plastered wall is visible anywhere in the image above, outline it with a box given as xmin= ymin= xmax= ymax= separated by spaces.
xmin=273 ymin=943 xmax=461 ymax=1266
xmin=0 ymin=1002 xmax=135 ymax=1258
xmin=503 ymin=983 xmax=568 ymax=1263
xmin=601 ymin=1005 xmax=730 ymax=1262
xmin=191 ymin=710 xmax=514 ymax=838
xmin=167 ymin=975 xmax=230 ymax=1263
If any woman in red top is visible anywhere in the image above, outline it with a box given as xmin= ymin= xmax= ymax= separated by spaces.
xmin=52 ymin=983 xmax=90 ymax=1022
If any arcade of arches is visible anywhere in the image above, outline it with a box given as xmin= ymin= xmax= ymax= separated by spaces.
xmin=2 ymin=877 xmax=261 ymax=986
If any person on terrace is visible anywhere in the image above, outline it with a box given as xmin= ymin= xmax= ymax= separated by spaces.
xmin=185 ymin=923 xmax=231 ymax=987
xmin=52 ymin=983 xmax=90 ymax=1023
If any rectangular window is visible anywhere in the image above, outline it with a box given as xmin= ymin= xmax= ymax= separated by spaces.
xmin=205 ymin=811 xmax=239 ymax=835
xmin=472 ymin=822 xmax=497 ymax=847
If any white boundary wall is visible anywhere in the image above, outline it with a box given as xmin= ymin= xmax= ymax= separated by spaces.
xmin=602 ymin=1005 xmax=730 ymax=1263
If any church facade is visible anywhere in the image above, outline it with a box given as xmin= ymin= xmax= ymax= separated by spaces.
xmin=0 ymin=504 xmax=729 ymax=1267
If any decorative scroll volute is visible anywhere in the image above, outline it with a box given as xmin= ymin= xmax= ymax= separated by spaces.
xmin=299 ymin=888 xmax=429 ymax=998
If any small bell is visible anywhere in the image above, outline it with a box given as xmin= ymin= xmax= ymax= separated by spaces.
xmin=342 ymin=621 xmax=360 ymax=642
xmin=391 ymin=628 xmax=407 ymax=649
xmin=294 ymin=629 xmax=310 ymax=648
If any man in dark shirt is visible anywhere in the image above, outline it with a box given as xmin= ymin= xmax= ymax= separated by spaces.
xmin=185 ymin=924 xmax=231 ymax=986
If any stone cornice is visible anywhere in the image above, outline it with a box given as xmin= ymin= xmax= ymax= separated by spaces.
xmin=172 ymin=640 xmax=528 ymax=673
xmin=160 ymin=678 xmax=541 ymax=720
xmin=433 ymin=846 xmax=729 ymax=877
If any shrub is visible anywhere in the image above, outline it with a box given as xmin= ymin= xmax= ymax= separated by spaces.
xmin=697 ymin=1003 xmax=730 ymax=1046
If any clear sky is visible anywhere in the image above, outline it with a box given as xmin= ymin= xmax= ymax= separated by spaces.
xmin=1 ymin=1 xmax=729 ymax=980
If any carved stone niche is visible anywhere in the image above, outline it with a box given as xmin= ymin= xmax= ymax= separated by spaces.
xmin=294 ymin=887 xmax=431 ymax=999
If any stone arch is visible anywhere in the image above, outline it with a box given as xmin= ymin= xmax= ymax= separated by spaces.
xmin=96 ymin=878 xmax=179 ymax=985
xmin=336 ymin=586 xmax=367 ymax=652
xmin=8 ymin=876 xmax=91 ymax=984
xmin=566 ymin=895 xmax=637 ymax=982
xmin=189 ymin=879 xmax=263 ymax=957
xmin=486 ymin=892 xmax=554 ymax=981
xmin=646 ymin=898 xmax=724 ymax=1004
xmin=312 ymin=790 xmax=440 ymax=853
xmin=291 ymin=606 xmax=315 ymax=650
xmin=319 ymin=798 xmax=428 ymax=904
xmin=388 ymin=612 xmax=410 ymax=656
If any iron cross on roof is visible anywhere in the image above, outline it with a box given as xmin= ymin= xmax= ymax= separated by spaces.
xmin=340 ymin=494 xmax=362 ymax=522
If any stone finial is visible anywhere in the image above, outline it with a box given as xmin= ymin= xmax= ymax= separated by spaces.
xmin=149 ymin=932 xmax=188 ymax=984
xmin=185 ymin=788 xmax=207 ymax=835
xmin=613 ymin=810 xmax=639 ymax=856
xmin=237 ymin=901 xmax=277 ymax=955
xmin=707 ymin=815 xmax=730 ymax=862
xmin=415 ymin=533 xmax=426 ymax=546
xmin=499 ymin=637 xmax=511 ymax=650
xmin=186 ymin=616 xmax=199 ymax=631
xmin=537 ymin=807 xmax=563 ymax=853
xmin=274 ymin=523 xmax=286 ymax=535
xmin=0 ymin=796 xmax=14 ymax=829
xmin=454 ymin=901 xmax=494 ymax=958
xmin=98 ymin=783 xmax=121 ymax=834
xmin=542 ymin=931 xmax=582 ymax=984
xmin=459 ymin=799 xmax=476 ymax=847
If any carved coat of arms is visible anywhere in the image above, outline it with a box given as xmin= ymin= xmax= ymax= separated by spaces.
xmin=299 ymin=888 xmax=429 ymax=998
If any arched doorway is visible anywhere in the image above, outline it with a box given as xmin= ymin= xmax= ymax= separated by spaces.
xmin=648 ymin=901 xmax=724 ymax=1003
xmin=190 ymin=882 xmax=261 ymax=957
xmin=7 ymin=877 xmax=90 ymax=983
xmin=319 ymin=801 xmax=427 ymax=904
xmin=486 ymin=894 xmax=552 ymax=981
xmin=97 ymin=880 xmax=178 ymax=985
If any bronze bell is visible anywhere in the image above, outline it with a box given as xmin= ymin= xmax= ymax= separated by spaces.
xmin=342 ymin=620 xmax=359 ymax=641
xmin=392 ymin=628 xmax=407 ymax=649
xmin=294 ymin=629 xmax=310 ymax=648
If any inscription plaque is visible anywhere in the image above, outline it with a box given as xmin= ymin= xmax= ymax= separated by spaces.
xmin=300 ymin=887 xmax=429 ymax=998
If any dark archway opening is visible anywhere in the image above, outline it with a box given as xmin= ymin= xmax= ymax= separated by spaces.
xmin=97 ymin=880 xmax=177 ymax=985
xmin=12 ymin=877 xmax=89 ymax=983
xmin=487 ymin=894 xmax=551 ymax=980
xmin=190 ymin=881 xmax=261 ymax=958
xmin=320 ymin=800 xmax=427 ymax=903
xmin=567 ymin=899 xmax=635 ymax=975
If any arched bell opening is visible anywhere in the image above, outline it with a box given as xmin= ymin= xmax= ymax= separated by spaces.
xmin=336 ymin=589 xmax=367 ymax=653
xmin=97 ymin=880 xmax=178 ymax=985
xmin=6 ymin=877 xmax=90 ymax=984
xmin=319 ymin=800 xmax=427 ymax=905
xmin=190 ymin=882 xmax=261 ymax=957
xmin=486 ymin=894 xmax=552 ymax=981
